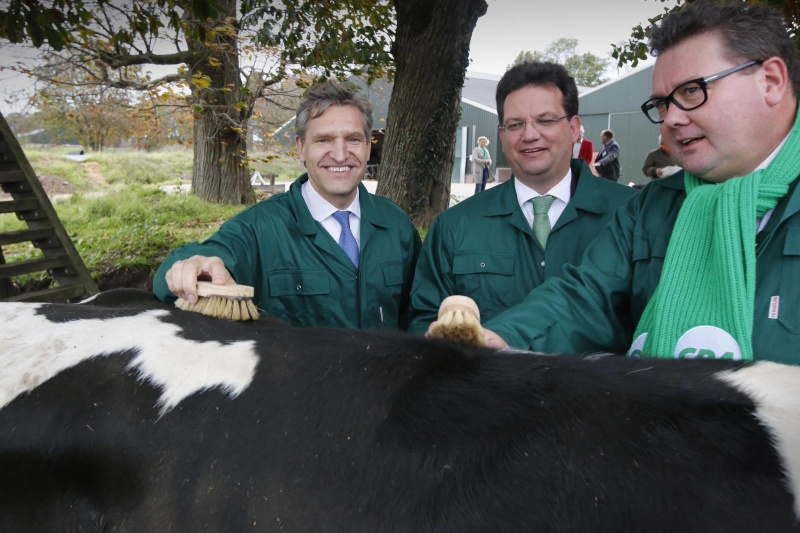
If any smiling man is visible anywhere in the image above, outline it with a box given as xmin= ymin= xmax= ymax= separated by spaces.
xmin=468 ymin=1 xmax=800 ymax=365
xmin=409 ymin=62 xmax=635 ymax=333
xmin=154 ymin=81 xmax=421 ymax=330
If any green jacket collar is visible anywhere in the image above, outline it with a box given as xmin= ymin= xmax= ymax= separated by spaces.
xmin=657 ymin=170 xmax=800 ymax=234
xmin=290 ymin=174 xmax=393 ymax=236
xmin=479 ymin=160 xmax=624 ymax=217
xmin=567 ymin=159 xmax=624 ymax=215
xmin=661 ymin=170 xmax=800 ymax=224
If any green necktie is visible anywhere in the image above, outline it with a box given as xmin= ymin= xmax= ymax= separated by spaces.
xmin=531 ymin=195 xmax=555 ymax=250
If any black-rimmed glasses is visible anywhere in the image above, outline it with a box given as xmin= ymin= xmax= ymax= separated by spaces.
xmin=640 ymin=59 xmax=763 ymax=124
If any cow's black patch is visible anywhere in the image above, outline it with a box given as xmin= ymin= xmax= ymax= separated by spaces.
xmin=1 ymin=290 xmax=798 ymax=532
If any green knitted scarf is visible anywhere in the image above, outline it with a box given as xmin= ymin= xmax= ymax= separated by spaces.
xmin=633 ymin=112 xmax=800 ymax=360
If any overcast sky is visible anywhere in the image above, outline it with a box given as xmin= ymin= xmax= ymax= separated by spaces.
xmin=467 ymin=0 xmax=679 ymax=76
xmin=0 ymin=0 xmax=679 ymax=114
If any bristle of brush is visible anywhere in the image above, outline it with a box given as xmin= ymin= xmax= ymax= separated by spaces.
xmin=429 ymin=308 xmax=486 ymax=347
xmin=173 ymin=295 xmax=260 ymax=321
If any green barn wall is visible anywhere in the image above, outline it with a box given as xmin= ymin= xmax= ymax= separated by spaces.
xmin=579 ymin=65 xmax=664 ymax=186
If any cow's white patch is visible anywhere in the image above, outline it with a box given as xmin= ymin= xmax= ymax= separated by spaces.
xmin=0 ymin=304 xmax=259 ymax=415
xmin=717 ymin=362 xmax=800 ymax=518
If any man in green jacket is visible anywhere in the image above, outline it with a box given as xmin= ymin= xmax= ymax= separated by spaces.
xmin=154 ymin=81 xmax=421 ymax=330
xmin=409 ymin=62 xmax=636 ymax=333
xmin=473 ymin=2 xmax=800 ymax=365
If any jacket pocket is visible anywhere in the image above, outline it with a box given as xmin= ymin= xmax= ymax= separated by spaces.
xmin=631 ymin=227 xmax=670 ymax=262
xmin=631 ymin=227 xmax=671 ymax=317
xmin=453 ymin=251 xmax=514 ymax=276
xmin=268 ymin=269 xmax=331 ymax=297
xmin=777 ymin=227 xmax=800 ymax=334
xmin=381 ymin=260 xmax=404 ymax=286
xmin=452 ymin=251 xmax=515 ymax=319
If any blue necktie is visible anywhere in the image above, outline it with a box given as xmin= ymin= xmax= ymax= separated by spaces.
xmin=332 ymin=211 xmax=359 ymax=268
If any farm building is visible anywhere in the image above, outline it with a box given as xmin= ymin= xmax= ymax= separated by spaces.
xmin=269 ymin=73 xmax=508 ymax=183
xmin=269 ymin=66 xmax=663 ymax=188
xmin=578 ymin=64 xmax=663 ymax=187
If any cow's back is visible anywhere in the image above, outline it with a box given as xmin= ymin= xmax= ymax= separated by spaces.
xmin=0 ymin=290 xmax=798 ymax=532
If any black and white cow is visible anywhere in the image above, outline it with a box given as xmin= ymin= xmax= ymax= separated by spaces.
xmin=1 ymin=289 xmax=799 ymax=532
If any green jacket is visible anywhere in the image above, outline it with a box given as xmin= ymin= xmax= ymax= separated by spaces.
xmin=154 ymin=175 xmax=421 ymax=330
xmin=409 ymin=160 xmax=637 ymax=333
xmin=484 ymin=172 xmax=800 ymax=365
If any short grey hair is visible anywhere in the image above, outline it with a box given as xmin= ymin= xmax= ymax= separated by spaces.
xmin=295 ymin=80 xmax=373 ymax=141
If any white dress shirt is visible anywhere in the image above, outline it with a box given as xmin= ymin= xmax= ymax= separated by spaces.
xmin=301 ymin=180 xmax=362 ymax=247
xmin=514 ymin=169 xmax=573 ymax=230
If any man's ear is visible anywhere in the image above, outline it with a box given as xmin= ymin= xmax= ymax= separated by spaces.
xmin=295 ymin=135 xmax=306 ymax=165
xmin=761 ymin=57 xmax=790 ymax=106
xmin=570 ymin=116 xmax=582 ymax=144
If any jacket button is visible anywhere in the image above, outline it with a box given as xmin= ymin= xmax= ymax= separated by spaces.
xmin=540 ymin=261 xmax=545 ymax=267
xmin=296 ymin=285 xmax=302 ymax=290
xmin=480 ymin=262 xmax=486 ymax=268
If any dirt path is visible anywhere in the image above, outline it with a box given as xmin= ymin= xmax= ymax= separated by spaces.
xmin=84 ymin=161 xmax=108 ymax=188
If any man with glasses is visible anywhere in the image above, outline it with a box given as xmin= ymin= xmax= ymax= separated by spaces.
xmin=465 ymin=1 xmax=800 ymax=365
xmin=408 ymin=61 xmax=635 ymax=333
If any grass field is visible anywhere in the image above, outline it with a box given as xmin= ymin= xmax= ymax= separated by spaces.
xmin=1 ymin=145 xmax=306 ymax=292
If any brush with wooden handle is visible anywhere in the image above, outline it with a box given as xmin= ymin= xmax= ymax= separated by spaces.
xmin=174 ymin=281 xmax=260 ymax=321
xmin=428 ymin=295 xmax=486 ymax=347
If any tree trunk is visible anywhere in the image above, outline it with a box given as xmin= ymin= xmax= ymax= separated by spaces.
xmin=185 ymin=0 xmax=254 ymax=205
xmin=377 ymin=0 xmax=487 ymax=228
xmin=192 ymin=115 xmax=253 ymax=203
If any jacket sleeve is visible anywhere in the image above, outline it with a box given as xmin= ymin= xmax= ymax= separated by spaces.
xmin=396 ymin=224 xmax=423 ymax=331
xmin=642 ymin=151 xmax=658 ymax=179
xmin=152 ymin=216 xmax=259 ymax=302
xmin=408 ymin=217 xmax=454 ymax=334
xmin=596 ymin=142 xmax=620 ymax=166
xmin=482 ymin=198 xmax=638 ymax=353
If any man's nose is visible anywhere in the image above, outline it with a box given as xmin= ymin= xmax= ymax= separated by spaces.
xmin=521 ymin=121 xmax=543 ymax=140
xmin=662 ymin=102 xmax=689 ymax=128
xmin=330 ymin=138 xmax=348 ymax=160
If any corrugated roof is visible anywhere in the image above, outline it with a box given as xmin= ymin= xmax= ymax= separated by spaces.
xmin=462 ymin=72 xmax=500 ymax=111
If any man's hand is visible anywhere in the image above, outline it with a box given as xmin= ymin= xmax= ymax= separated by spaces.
xmin=164 ymin=255 xmax=232 ymax=303
xmin=481 ymin=328 xmax=509 ymax=349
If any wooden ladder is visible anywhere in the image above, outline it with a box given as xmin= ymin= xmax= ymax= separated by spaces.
xmin=0 ymin=112 xmax=98 ymax=302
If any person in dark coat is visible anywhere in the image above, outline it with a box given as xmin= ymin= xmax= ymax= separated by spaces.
xmin=642 ymin=135 xmax=680 ymax=179
xmin=593 ymin=129 xmax=621 ymax=181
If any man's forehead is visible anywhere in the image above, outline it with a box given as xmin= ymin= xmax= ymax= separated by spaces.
xmin=504 ymin=84 xmax=565 ymax=116
xmin=651 ymin=32 xmax=727 ymax=92
xmin=307 ymin=105 xmax=366 ymax=133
